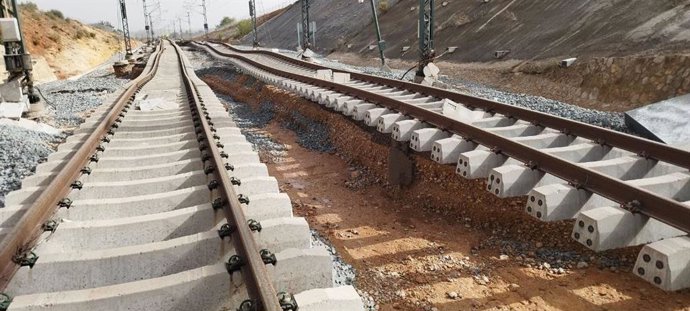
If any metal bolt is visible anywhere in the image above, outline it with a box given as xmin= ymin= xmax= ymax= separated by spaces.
xmin=260 ymin=249 xmax=277 ymax=265
xmin=217 ymin=223 xmax=236 ymax=239
xmin=238 ymin=194 xmax=250 ymax=204
xmin=225 ymin=255 xmax=245 ymax=274
xmin=248 ymin=219 xmax=262 ymax=232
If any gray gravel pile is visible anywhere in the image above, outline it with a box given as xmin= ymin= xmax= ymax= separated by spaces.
xmin=2 ymin=54 xmax=128 ymax=207
xmin=215 ymin=94 xmax=287 ymax=162
xmin=0 ymin=125 xmax=64 ymax=208
xmin=479 ymin=237 xmax=626 ymax=274
xmin=449 ymin=80 xmax=628 ymax=131
xmin=36 ymin=68 xmax=128 ymax=127
xmin=281 ymin=111 xmax=335 ymax=153
xmin=310 ymin=229 xmax=356 ymax=287
xmin=193 ymin=66 xmax=239 ymax=82
xmin=181 ymin=47 xmax=220 ymax=70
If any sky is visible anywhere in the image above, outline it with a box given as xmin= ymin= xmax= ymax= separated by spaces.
xmin=19 ymin=0 xmax=294 ymax=34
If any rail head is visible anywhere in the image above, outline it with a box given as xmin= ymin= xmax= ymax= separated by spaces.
xmin=0 ymin=43 xmax=166 ymax=289
xmin=197 ymin=41 xmax=690 ymax=234
xmin=170 ymin=41 xmax=282 ymax=310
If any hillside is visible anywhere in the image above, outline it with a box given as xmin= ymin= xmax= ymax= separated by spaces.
xmin=240 ymin=0 xmax=690 ymax=61
xmin=17 ymin=3 xmax=128 ymax=81
xmin=227 ymin=0 xmax=690 ymax=111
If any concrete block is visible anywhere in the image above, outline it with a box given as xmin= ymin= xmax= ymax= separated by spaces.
xmin=44 ymin=204 xmax=216 ymax=252
xmin=0 ymin=204 xmax=29 ymax=228
xmin=243 ymin=192 xmax=294 ymax=221
xmin=364 ymin=107 xmax=391 ymax=126
xmin=268 ymin=247 xmax=332 ymax=293
xmin=96 ymin=149 xmax=201 ymax=168
xmin=457 ymin=149 xmax=507 ymax=179
xmin=342 ymin=99 xmax=365 ymax=115
xmin=572 ymin=205 xmax=686 ymax=251
xmin=84 ymin=159 xmax=203 ymax=182
xmin=316 ymin=91 xmax=339 ymax=105
xmin=471 ymin=115 xmax=515 ymax=128
xmin=7 ymin=263 xmax=235 ymax=311
xmin=351 ymin=103 xmax=377 ymax=121
xmin=325 ymin=95 xmax=352 ymax=109
xmin=295 ymin=286 xmax=365 ymax=311
xmin=546 ymin=143 xmax=611 ymax=162
xmin=634 ymin=236 xmax=690 ymax=291
xmin=486 ymin=123 xmax=543 ymax=137
xmin=512 ymin=132 xmax=572 ymax=148
xmin=431 ymin=135 xmax=475 ymax=164
xmin=99 ymin=139 xmax=199 ymax=157
xmin=257 ymin=217 xmax=311 ymax=251
xmin=333 ymin=72 xmax=350 ymax=83
xmin=9 ymin=231 xmax=225 ymax=295
xmin=525 ymin=184 xmax=598 ymax=221
xmin=441 ymin=99 xmax=485 ymax=123
xmin=233 ymin=176 xmax=279 ymax=196
xmin=410 ymin=128 xmax=450 ymax=152
xmin=377 ymin=113 xmax=407 ymax=133
xmin=392 ymin=119 xmax=426 ymax=141
xmin=69 ymin=171 xmax=207 ymax=200
xmin=105 ymin=133 xmax=196 ymax=148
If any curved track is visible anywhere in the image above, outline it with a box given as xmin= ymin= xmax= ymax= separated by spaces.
xmin=193 ymin=41 xmax=690 ymax=292
xmin=0 ymin=41 xmax=364 ymax=310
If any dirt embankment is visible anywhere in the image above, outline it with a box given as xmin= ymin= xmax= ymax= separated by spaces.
xmin=18 ymin=4 xmax=128 ymax=80
xmin=200 ymin=71 xmax=690 ymax=311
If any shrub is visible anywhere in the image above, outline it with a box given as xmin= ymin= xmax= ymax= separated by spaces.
xmin=235 ymin=19 xmax=253 ymax=38
xmin=218 ymin=17 xmax=236 ymax=29
xmin=74 ymin=30 xmax=91 ymax=39
xmin=47 ymin=33 xmax=60 ymax=43
xmin=378 ymin=0 xmax=389 ymax=13
xmin=46 ymin=9 xmax=64 ymax=19
xmin=19 ymin=2 xmax=38 ymax=11
xmin=89 ymin=32 xmax=96 ymax=38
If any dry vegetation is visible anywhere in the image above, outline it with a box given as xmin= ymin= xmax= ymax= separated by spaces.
xmin=19 ymin=2 xmax=127 ymax=78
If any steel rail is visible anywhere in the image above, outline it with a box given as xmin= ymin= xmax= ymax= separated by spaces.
xmin=214 ymin=42 xmax=690 ymax=171
xmin=197 ymin=42 xmax=690 ymax=234
xmin=170 ymin=42 xmax=282 ymax=310
xmin=0 ymin=42 xmax=165 ymax=289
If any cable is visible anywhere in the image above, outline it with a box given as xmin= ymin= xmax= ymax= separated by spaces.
xmin=32 ymin=86 xmax=56 ymax=109
xmin=398 ymin=49 xmax=450 ymax=80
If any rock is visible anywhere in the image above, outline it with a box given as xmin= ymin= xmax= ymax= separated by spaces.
xmin=474 ymin=275 xmax=489 ymax=285
xmin=535 ymin=242 xmax=544 ymax=248
xmin=576 ymin=261 xmax=588 ymax=269
xmin=499 ymin=254 xmax=509 ymax=261
xmin=542 ymin=262 xmax=551 ymax=269
xmin=396 ymin=290 xmax=406 ymax=298
xmin=508 ymin=283 xmax=520 ymax=292
xmin=447 ymin=291 xmax=459 ymax=299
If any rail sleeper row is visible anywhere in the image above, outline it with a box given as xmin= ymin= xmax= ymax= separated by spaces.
xmin=0 ymin=42 xmax=364 ymax=310
xmin=195 ymin=42 xmax=690 ymax=292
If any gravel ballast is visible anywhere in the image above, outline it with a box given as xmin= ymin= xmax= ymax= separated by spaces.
xmin=0 ymin=54 xmax=129 ymax=207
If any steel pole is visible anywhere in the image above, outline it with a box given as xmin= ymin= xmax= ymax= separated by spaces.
xmin=369 ymin=0 xmax=386 ymax=67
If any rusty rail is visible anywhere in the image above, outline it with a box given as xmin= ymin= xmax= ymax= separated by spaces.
xmin=198 ymin=42 xmax=690 ymax=234
xmin=215 ymin=42 xmax=690 ymax=171
xmin=171 ymin=42 xmax=282 ymax=310
xmin=0 ymin=43 xmax=165 ymax=289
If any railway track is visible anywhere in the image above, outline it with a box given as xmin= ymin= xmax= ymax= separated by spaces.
xmin=0 ymin=41 xmax=364 ymax=310
xmin=192 ymin=41 xmax=690 ymax=292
